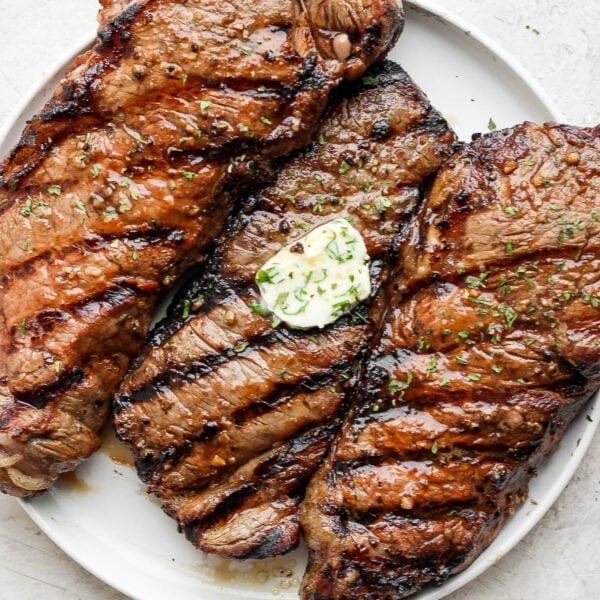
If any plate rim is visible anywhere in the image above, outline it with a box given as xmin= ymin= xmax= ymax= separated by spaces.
xmin=2 ymin=2 xmax=593 ymax=600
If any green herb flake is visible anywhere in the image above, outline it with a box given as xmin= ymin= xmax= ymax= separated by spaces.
xmin=352 ymin=311 xmax=369 ymax=324
xmin=426 ymin=359 xmax=438 ymax=374
xmin=488 ymin=117 xmax=497 ymax=131
xmin=256 ymin=269 xmax=275 ymax=284
xmin=362 ymin=75 xmax=380 ymax=86
xmin=17 ymin=318 xmax=28 ymax=336
xmin=200 ymin=100 xmax=212 ymax=113
xmin=181 ymin=171 xmax=195 ymax=180
xmin=234 ymin=341 xmax=250 ymax=353
xmin=375 ymin=198 xmax=392 ymax=212
xmin=468 ymin=295 xmax=495 ymax=307
xmin=182 ymin=299 xmax=192 ymax=319
xmin=339 ymin=161 xmax=351 ymax=175
xmin=389 ymin=380 xmax=400 ymax=394
xmin=47 ymin=185 xmax=61 ymax=196
xmin=431 ymin=441 xmax=439 ymax=455
xmin=20 ymin=198 xmax=32 ymax=217
xmin=467 ymin=373 xmax=481 ymax=381
xmin=249 ymin=302 xmax=271 ymax=317
xmin=466 ymin=272 xmax=489 ymax=289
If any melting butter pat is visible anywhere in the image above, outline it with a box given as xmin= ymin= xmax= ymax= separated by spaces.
xmin=256 ymin=218 xmax=371 ymax=329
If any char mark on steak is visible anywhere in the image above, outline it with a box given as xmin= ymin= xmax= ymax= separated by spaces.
xmin=0 ymin=0 xmax=404 ymax=497
xmin=300 ymin=122 xmax=600 ymax=599
xmin=114 ymin=60 xmax=455 ymax=559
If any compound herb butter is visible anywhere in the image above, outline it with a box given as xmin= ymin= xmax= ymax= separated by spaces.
xmin=255 ymin=218 xmax=371 ymax=329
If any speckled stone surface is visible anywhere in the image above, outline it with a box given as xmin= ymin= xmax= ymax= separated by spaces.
xmin=0 ymin=1 xmax=598 ymax=599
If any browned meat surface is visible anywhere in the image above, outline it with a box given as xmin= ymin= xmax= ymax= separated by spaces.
xmin=114 ymin=61 xmax=455 ymax=559
xmin=301 ymin=122 xmax=600 ymax=599
xmin=0 ymin=0 xmax=404 ymax=497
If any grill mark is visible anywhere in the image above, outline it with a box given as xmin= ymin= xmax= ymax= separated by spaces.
xmin=97 ymin=2 xmax=148 ymax=50
xmin=254 ymin=422 xmax=338 ymax=479
xmin=13 ymin=280 xmax=153 ymax=343
xmin=70 ymin=279 xmax=152 ymax=318
xmin=399 ymin=229 xmax=600 ymax=310
xmin=230 ymin=363 xmax=350 ymax=426
xmin=1 ymin=225 xmax=185 ymax=286
xmin=0 ymin=116 xmax=103 ymax=191
xmin=409 ymin=113 xmax=453 ymax=136
xmin=445 ymin=245 xmax=600 ymax=290
xmin=183 ymin=483 xmax=257 ymax=546
xmin=331 ymin=440 xmax=539 ymax=476
xmin=14 ymin=367 xmax=85 ymax=410
xmin=330 ymin=504 xmax=496 ymax=548
xmin=361 ymin=337 xmax=585 ymax=411
xmin=181 ymin=423 xmax=335 ymax=541
xmin=233 ymin=525 xmax=292 ymax=560
xmin=134 ymin=363 xmax=348 ymax=480
xmin=329 ymin=456 xmax=520 ymax=518
xmin=115 ymin=316 xmax=355 ymax=413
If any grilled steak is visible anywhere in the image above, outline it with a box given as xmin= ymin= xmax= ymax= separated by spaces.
xmin=114 ymin=61 xmax=455 ymax=559
xmin=0 ymin=0 xmax=404 ymax=497
xmin=300 ymin=122 xmax=600 ymax=599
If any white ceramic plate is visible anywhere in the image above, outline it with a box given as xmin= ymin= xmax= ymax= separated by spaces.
xmin=1 ymin=2 xmax=597 ymax=599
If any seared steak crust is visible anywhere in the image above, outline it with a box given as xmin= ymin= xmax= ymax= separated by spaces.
xmin=300 ymin=122 xmax=600 ymax=599
xmin=0 ymin=0 xmax=404 ymax=497
xmin=115 ymin=61 xmax=455 ymax=558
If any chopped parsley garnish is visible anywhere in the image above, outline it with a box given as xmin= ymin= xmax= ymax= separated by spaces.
xmin=182 ymin=299 xmax=192 ymax=319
